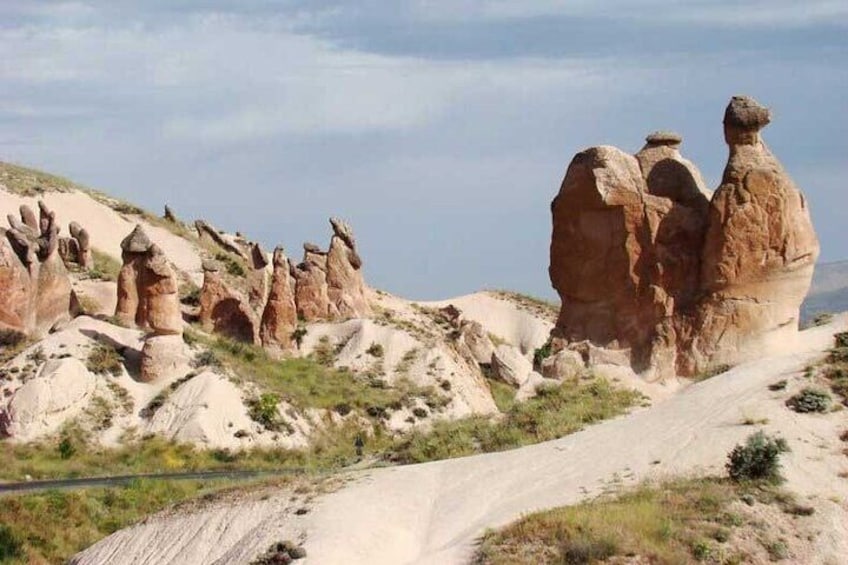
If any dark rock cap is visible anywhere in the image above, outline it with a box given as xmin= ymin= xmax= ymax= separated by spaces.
xmin=120 ymin=224 xmax=152 ymax=253
xmin=303 ymin=242 xmax=323 ymax=254
xmin=329 ymin=217 xmax=356 ymax=249
xmin=645 ymin=131 xmax=682 ymax=146
xmin=724 ymin=95 xmax=771 ymax=131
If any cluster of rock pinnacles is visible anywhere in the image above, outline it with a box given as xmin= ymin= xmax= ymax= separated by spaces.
xmin=0 ymin=202 xmax=76 ymax=337
xmin=549 ymin=95 xmax=819 ymax=378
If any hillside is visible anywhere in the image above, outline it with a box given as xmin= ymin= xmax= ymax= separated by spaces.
xmin=72 ymin=316 xmax=848 ymax=564
xmin=802 ymin=261 xmax=848 ymax=323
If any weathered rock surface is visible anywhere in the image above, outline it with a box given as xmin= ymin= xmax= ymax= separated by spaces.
xmin=6 ymin=358 xmax=96 ymax=440
xmin=199 ymin=260 xmax=259 ymax=344
xmin=549 ymin=96 xmax=819 ymax=378
xmin=195 ymin=219 xmax=249 ymax=260
xmin=326 ymin=218 xmax=371 ymax=319
xmin=0 ymin=201 xmax=73 ymax=336
xmin=59 ymin=221 xmax=93 ymax=270
xmin=260 ymin=247 xmax=297 ymax=353
xmin=247 ymin=243 xmax=270 ymax=311
xmin=490 ymin=345 xmax=533 ymax=387
xmin=114 ymin=225 xmax=184 ymax=381
xmin=293 ymin=244 xmax=330 ymax=322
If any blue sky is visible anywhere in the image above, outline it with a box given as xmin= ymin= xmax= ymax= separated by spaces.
xmin=1 ymin=1 xmax=846 ymax=299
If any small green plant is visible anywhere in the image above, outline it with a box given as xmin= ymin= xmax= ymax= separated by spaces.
xmin=532 ymin=339 xmax=552 ymax=370
xmin=768 ymin=379 xmax=787 ymax=391
xmin=366 ymin=342 xmax=384 ymax=358
xmin=248 ymin=393 xmax=284 ymax=431
xmin=726 ymin=431 xmax=789 ymax=484
xmin=193 ymin=349 xmax=221 ymax=368
xmin=57 ymin=435 xmax=76 ymax=460
xmin=0 ymin=328 xmax=25 ymax=348
xmin=215 ymin=252 xmax=246 ymax=277
xmin=86 ymin=344 xmax=124 ymax=376
xmin=291 ymin=326 xmax=307 ymax=349
xmin=786 ymin=387 xmax=831 ymax=413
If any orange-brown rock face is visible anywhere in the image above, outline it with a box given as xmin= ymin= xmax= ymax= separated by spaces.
xmin=549 ymin=96 xmax=818 ymax=377
xmin=0 ymin=202 xmax=73 ymax=337
xmin=293 ymin=244 xmax=330 ymax=322
xmin=326 ymin=217 xmax=371 ymax=319
xmin=199 ymin=261 xmax=259 ymax=344
xmin=114 ymin=225 xmax=183 ymax=382
xmin=260 ymin=247 xmax=297 ymax=353
xmin=680 ymin=96 xmax=820 ymax=371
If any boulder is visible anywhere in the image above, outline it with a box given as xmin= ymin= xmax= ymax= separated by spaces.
xmin=458 ymin=320 xmax=495 ymax=365
xmin=490 ymin=345 xmax=533 ymax=387
xmin=260 ymin=247 xmax=298 ymax=353
xmin=6 ymin=358 xmax=96 ymax=439
xmin=540 ymin=348 xmax=584 ymax=380
xmin=140 ymin=335 xmax=187 ymax=383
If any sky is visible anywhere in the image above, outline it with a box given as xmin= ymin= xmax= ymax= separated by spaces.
xmin=1 ymin=1 xmax=846 ymax=300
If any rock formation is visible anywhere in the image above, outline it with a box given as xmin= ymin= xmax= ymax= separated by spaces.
xmin=260 ymin=247 xmax=298 ymax=353
xmin=195 ymin=219 xmax=249 ymax=260
xmin=549 ymin=96 xmax=818 ymax=378
xmin=293 ymin=243 xmax=331 ymax=322
xmin=58 ymin=221 xmax=93 ymax=270
xmin=247 ymin=243 xmax=270 ymax=311
xmin=199 ymin=260 xmax=259 ymax=344
xmin=326 ymin=217 xmax=371 ymax=319
xmin=114 ymin=225 xmax=184 ymax=381
xmin=0 ymin=201 xmax=73 ymax=337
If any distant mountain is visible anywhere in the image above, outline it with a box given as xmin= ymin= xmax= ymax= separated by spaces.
xmin=801 ymin=260 xmax=848 ymax=323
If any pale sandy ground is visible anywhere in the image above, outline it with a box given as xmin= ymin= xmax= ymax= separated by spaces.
xmin=72 ymin=317 xmax=848 ymax=565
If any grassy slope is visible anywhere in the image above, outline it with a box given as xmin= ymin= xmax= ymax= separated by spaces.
xmin=475 ymin=477 xmax=804 ymax=565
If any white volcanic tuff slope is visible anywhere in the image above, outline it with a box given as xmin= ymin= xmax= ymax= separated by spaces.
xmin=72 ymin=317 xmax=848 ymax=565
xmin=0 ymin=189 xmax=204 ymax=284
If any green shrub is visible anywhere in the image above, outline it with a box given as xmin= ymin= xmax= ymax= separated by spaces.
xmin=248 ymin=393 xmax=284 ymax=431
xmin=835 ymin=332 xmax=848 ymax=349
xmin=0 ymin=328 xmax=26 ymax=348
xmin=726 ymin=431 xmax=789 ymax=483
xmin=58 ymin=436 xmax=76 ymax=460
xmin=86 ymin=344 xmax=124 ymax=376
xmin=291 ymin=326 xmax=307 ymax=348
xmin=786 ymin=388 xmax=831 ymax=413
xmin=366 ymin=342 xmax=384 ymax=358
xmin=532 ymin=340 xmax=552 ymax=370
xmin=0 ymin=524 xmax=22 ymax=561
xmin=215 ymin=253 xmax=246 ymax=277
xmin=180 ymin=284 xmax=201 ymax=306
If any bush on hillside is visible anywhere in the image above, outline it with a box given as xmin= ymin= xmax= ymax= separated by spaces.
xmin=726 ymin=431 xmax=789 ymax=483
xmin=786 ymin=387 xmax=831 ymax=413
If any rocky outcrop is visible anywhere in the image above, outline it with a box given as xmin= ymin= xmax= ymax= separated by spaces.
xmin=114 ymin=225 xmax=184 ymax=381
xmin=0 ymin=201 xmax=73 ymax=337
xmin=680 ymin=96 xmax=820 ymax=372
xmin=199 ymin=260 xmax=259 ymax=345
xmin=260 ymin=247 xmax=297 ymax=353
xmin=58 ymin=221 xmax=93 ymax=270
xmin=195 ymin=220 xmax=249 ymax=260
xmin=326 ymin=218 xmax=370 ymax=319
xmin=247 ymin=243 xmax=270 ymax=311
xmin=293 ymin=244 xmax=330 ymax=322
xmin=549 ymin=96 xmax=818 ymax=378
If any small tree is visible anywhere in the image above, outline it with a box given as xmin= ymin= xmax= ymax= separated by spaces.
xmin=726 ymin=431 xmax=789 ymax=483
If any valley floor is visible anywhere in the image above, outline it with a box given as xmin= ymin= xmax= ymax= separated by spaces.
xmin=72 ymin=318 xmax=848 ymax=564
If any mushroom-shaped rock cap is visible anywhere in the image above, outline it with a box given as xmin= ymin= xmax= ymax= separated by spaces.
xmin=303 ymin=242 xmax=323 ymax=254
xmin=645 ymin=131 xmax=682 ymax=146
xmin=121 ymin=225 xmax=152 ymax=253
xmin=724 ymin=95 xmax=771 ymax=131
xmin=329 ymin=217 xmax=356 ymax=248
